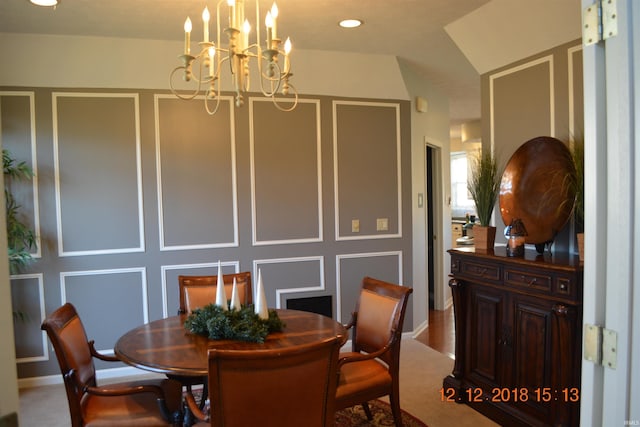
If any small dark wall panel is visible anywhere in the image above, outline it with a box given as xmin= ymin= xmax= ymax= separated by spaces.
xmin=156 ymin=96 xmax=237 ymax=248
xmin=334 ymin=102 xmax=400 ymax=238
xmin=251 ymin=99 xmax=321 ymax=244
xmin=54 ymin=93 xmax=142 ymax=254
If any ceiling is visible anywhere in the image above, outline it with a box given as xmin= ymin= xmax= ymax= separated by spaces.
xmin=0 ymin=0 xmax=581 ymax=128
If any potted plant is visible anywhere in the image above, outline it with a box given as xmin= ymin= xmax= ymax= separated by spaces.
xmin=4 ymin=149 xmax=37 ymax=320
xmin=467 ymin=150 xmax=502 ymax=251
xmin=570 ymin=138 xmax=584 ymax=261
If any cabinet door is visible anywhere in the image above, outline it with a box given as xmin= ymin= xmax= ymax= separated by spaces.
xmin=466 ymin=285 xmax=505 ymax=390
xmin=510 ymin=294 xmax=555 ymax=423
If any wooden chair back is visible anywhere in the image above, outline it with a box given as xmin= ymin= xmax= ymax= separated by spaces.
xmin=41 ymin=303 xmax=97 ymax=426
xmin=351 ymin=276 xmax=413 ymax=366
xmin=178 ymin=272 xmax=252 ymax=314
xmin=207 ymin=337 xmax=341 ymax=427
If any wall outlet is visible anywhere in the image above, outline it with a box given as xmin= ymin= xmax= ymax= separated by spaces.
xmin=351 ymin=219 xmax=360 ymax=233
xmin=376 ymin=218 xmax=388 ymax=231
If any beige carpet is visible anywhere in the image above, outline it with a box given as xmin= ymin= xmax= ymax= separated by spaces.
xmin=19 ymin=339 xmax=498 ymax=427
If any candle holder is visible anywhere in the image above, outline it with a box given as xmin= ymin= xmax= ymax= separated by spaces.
xmin=506 ymin=218 xmax=527 ymax=257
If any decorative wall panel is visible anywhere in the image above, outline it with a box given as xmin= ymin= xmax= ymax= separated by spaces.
xmin=155 ymin=95 xmax=238 ymax=250
xmin=489 ymin=56 xmax=554 ymax=154
xmin=0 ymin=91 xmax=41 ymax=258
xmin=61 ymin=268 xmax=148 ymax=354
xmin=568 ymin=46 xmax=584 ymax=141
xmin=11 ymin=274 xmax=47 ymax=363
xmin=335 ymin=251 xmax=403 ymax=322
xmin=53 ymin=93 xmax=144 ymax=256
xmin=250 ymin=98 xmax=322 ymax=245
xmin=333 ymin=101 xmax=401 ymax=240
xmin=252 ymin=256 xmax=325 ymax=309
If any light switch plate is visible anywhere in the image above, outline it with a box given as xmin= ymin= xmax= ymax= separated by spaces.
xmin=376 ymin=218 xmax=388 ymax=231
xmin=351 ymin=219 xmax=360 ymax=233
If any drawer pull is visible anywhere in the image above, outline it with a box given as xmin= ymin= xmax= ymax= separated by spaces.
xmin=521 ymin=275 xmax=537 ymax=286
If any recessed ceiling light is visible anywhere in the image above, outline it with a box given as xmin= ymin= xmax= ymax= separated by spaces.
xmin=29 ymin=0 xmax=59 ymax=6
xmin=339 ymin=19 xmax=363 ymax=29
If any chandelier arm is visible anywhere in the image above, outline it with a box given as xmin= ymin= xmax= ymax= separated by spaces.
xmin=270 ymin=83 xmax=299 ymax=112
xmin=169 ymin=66 xmax=203 ymax=101
xmin=204 ymin=91 xmax=222 ymax=115
xmin=257 ymin=57 xmax=283 ymax=97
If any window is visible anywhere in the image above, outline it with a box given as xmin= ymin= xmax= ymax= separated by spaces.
xmin=450 ymin=152 xmax=476 ymax=219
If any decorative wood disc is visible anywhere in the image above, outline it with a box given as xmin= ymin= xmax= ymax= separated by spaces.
xmin=499 ymin=136 xmax=576 ymax=244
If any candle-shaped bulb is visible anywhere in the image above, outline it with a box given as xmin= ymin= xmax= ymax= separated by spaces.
xmin=270 ymin=3 xmax=278 ymax=39
xmin=265 ymin=12 xmax=273 ymax=48
xmin=208 ymin=46 xmax=215 ymax=77
xmin=202 ymin=7 xmax=210 ymax=42
xmin=284 ymin=37 xmax=291 ymax=54
xmin=227 ymin=0 xmax=236 ymax=28
xmin=184 ymin=17 xmax=192 ymax=55
xmin=242 ymin=19 xmax=251 ymax=50
xmin=265 ymin=11 xmax=273 ymax=28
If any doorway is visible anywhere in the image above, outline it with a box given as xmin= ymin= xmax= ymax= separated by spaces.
xmin=426 ymin=146 xmax=435 ymax=309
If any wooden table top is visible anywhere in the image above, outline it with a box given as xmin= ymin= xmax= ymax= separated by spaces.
xmin=114 ymin=309 xmax=347 ymax=377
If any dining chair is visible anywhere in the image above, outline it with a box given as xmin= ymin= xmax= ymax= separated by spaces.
xmin=184 ymin=337 xmax=342 ymax=427
xmin=178 ymin=272 xmax=252 ymax=314
xmin=335 ymin=276 xmax=413 ymax=427
xmin=41 ymin=302 xmax=182 ymax=427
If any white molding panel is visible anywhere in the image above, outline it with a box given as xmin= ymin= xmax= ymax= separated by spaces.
xmin=335 ymin=251 xmax=403 ymax=322
xmin=333 ymin=101 xmax=402 ymax=241
xmin=489 ymin=55 xmax=555 ymax=152
xmin=249 ymin=97 xmax=324 ymax=246
xmin=252 ymin=256 xmax=325 ymax=309
xmin=52 ymin=92 xmax=145 ymax=256
xmin=11 ymin=273 xmax=47 ymax=364
xmin=154 ymin=94 xmax=239 ymax=251
xmin=60 ymin=267 xmax=148 ymax=355
xmin=0 ymin=91 xmax=42 ymax=259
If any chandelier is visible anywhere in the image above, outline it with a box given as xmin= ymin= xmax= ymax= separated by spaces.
xmin=169 ymin=0 xmax=298 ymax=115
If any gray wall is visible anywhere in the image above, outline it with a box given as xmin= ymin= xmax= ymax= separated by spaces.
xmin=481 ymin=39 xmax=584 ymax=251
xmin=2 ymin=88 xmax=413 ymax=379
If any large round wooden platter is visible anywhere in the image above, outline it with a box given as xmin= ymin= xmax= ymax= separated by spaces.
xmin=499 ymin=136 xmax=576 ymax=245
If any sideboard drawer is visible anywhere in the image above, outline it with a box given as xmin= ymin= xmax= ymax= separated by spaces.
xmin=504 ymin=268 xmax=552 ymax=293
xmin=457 ymin=259 xmax=502 ymax=283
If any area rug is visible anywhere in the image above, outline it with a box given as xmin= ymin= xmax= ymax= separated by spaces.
xmin=335 ymin=400 xmax=428 ymax=427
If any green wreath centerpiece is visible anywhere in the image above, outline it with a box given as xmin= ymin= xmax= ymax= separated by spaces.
xmin=184 ymin=303 xmax=285 ymax=343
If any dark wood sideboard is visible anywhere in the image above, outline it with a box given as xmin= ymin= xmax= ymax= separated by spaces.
xmin=443 ymin=247 xmax=583 ymax=426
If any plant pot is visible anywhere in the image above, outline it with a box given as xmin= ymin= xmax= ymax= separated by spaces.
xmin=474 ymin=225 xmax=496 ymax=252
xmin=576 ymin=232 xmax=584 ymax=262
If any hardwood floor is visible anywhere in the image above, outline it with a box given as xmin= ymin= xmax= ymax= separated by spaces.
xmin=414 ymin=305 xmax=455 ymax=359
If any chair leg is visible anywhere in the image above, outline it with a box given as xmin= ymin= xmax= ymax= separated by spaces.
xmin=389 ymin=393 xmax=403 ymax=427
xmin=361 ymin=402 xmax=373 ymax=420
xmin=199 ymin=382 xmax=209 ymax=410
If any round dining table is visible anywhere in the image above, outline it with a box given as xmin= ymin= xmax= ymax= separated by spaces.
xmin=114 ymin=309 xmax=348 ymax=377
